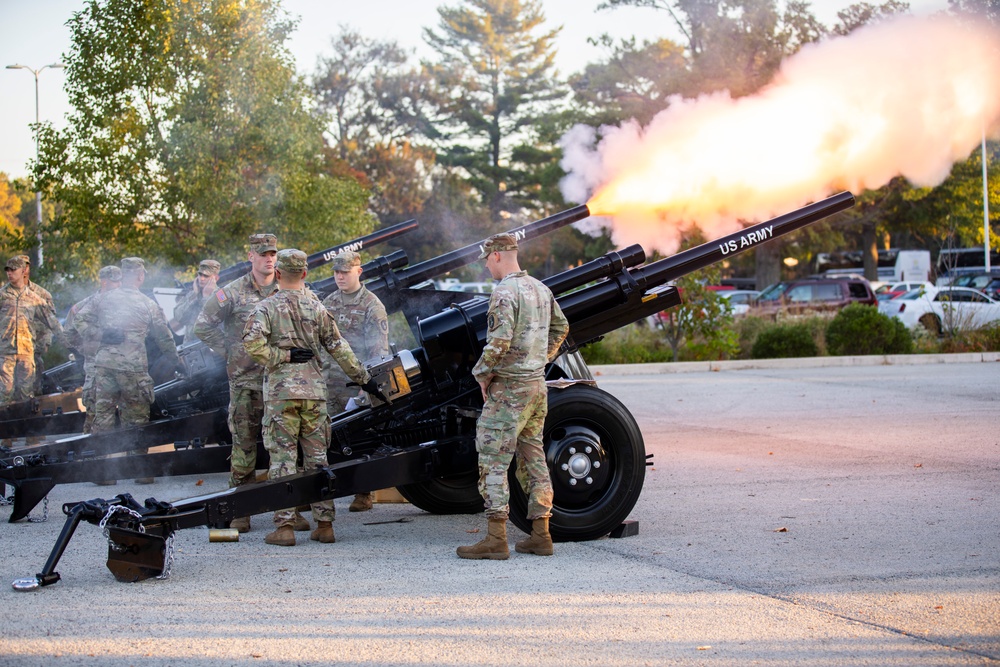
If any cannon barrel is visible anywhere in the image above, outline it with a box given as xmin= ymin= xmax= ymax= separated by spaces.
xmin=183 ymin=219 xmax=417 ymax=290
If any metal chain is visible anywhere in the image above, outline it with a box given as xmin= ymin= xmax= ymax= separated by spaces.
xmin=25 ymin=495 xmax=47 ymax=523
xmin=0 ymin=484 xmax=13 ymax=506
xmin=157 ymin=533 xmax=175 ymax=579
xmin=100 ymin=504 xmax=145 ymax=552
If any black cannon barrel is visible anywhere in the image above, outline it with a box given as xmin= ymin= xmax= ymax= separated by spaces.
xmin=184 ymin=219 xmax=418 ymax=290
xmin=364 ymin=205 xmax=591 ymax=296
xmin=543 ymin=244 xmax=645 ymax=296
xmin=310 ymin=250 xmax=410 ymax=297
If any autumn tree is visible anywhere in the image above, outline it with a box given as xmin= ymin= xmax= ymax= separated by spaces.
xmin=423 ymin=0 xmax=567 ymax=224
xmin=312 ymin=28 xmax=438 ymax=224
xmin=34 ymin=0 xmax=373 ymax=279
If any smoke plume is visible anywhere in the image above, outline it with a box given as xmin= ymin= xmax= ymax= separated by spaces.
xmin=560 ymin=15 xmax=1000 ymax=253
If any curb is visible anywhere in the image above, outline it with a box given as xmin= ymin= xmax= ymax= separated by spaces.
xmin=590 ymin=351 xmax=1000 ymax=376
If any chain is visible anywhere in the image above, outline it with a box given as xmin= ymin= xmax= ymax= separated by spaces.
xmin=25 ymin=495 xmax=48 ymax=523
xmin=100 ymin=504 xmax=145 ymax=552
xmin=157 ymin=533 xmax=175 ymax=579
xmin=0 ymin=484 xmax=13 ymax=506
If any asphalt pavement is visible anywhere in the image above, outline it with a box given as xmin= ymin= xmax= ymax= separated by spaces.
xmin=0 ymin=353 xmax=997 ymax=666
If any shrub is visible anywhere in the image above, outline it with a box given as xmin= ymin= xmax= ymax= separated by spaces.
xmin=826 ymin=304 xmax=913 ymax=355
xmin=579 ymin=323 xmax=674 ymax=365
xmin=751 ymin=323 xmax=819 ymax=358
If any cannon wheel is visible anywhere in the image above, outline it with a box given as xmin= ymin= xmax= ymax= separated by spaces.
xmin=396 ymin=471 xmax=484 ymax=515
xmin=509 ymin=384 xmax=645 ymax=542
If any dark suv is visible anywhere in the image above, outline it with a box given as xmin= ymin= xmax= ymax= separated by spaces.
xmin=755 ymin=278 xmax=877 ymax=315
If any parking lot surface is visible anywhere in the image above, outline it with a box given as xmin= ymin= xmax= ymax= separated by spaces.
xmin=1 ymin=356 xmax=997 ymax=666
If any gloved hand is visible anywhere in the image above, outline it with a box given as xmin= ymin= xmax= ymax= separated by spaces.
xmin=350 ymin=378 xmax=390 ymax=404
xmin=288 ymin=347 xmax=314 ymax=363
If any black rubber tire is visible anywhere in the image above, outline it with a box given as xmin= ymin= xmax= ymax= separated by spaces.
xmin=396 ymin=470 xmax=484 ymax=515
xmin=508 ymin=384 xmax=645 ymax=542
xmin=918 ymin=313 xmax=942 ymax=336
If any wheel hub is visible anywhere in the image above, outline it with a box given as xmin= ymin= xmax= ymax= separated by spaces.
xmin=546 ymin=426 xmax=610 ymax=503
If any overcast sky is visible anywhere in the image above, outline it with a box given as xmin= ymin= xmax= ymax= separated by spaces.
xmin=0 ymin=0 xmax=949 ymax=178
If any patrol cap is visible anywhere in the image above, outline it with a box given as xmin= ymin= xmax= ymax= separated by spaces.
xmin=98 ymin=265 xmax=123 ymax=281
xmin=477 ymin=233 xmax=519 ymax=260
xmin=15 ymin=254 xmax=31 ymax=266
xmin=249 ymin=233 xmax=278 ymax=254
xmin=198 ymin=259 xmax=221 ymax=276
xmin=331 ymin=251 xmax=361 ymax=271
xmin=121 ymin=257 xmax=146 ymax=273
xmin=276 ymin=248 xmax=307 ymax=273
xmin=4 ymin=255 xmax=27 ymax=270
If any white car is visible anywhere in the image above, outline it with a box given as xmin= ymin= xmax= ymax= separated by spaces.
xmin=881 ymin=286 xmax=1000 ymax=334
xmin=718 ymin=289 xmax=760 ymax=316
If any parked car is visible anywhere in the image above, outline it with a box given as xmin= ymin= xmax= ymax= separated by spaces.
xmin=754 ymin=278 xmax=877 ymax=315
xmin=949 ymin=271 xmax=1000 ymax=300
xmin=719 ymin=289 xmax=760 ymax=316
xmin=875 ymin=281 xmax=933 ymax=302
xmin=881 ymin=286 xmax=1000 ymax=335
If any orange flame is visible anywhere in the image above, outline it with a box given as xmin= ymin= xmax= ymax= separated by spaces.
xmin=561 ymin=16 xmax=1000 ymax=253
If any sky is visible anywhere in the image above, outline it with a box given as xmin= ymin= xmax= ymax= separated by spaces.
xmin=0 ymin=0 xmax=950 ymax=179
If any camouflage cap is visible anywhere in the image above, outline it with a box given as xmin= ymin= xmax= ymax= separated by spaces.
xmin=198 ymin=259 xmax=221 ymax=276
xmin=4 ymin=255 xmax=27 ymax=271
xmin=249 ymin=233 xmax=278 ymax=254
xmin=121 ymin=257 xmax=146 ymax=272
xmin=477 ymin=233 xmax=519 ymax=260
xmin=98 ymin=265 xmax=123 ymax=281
xmin=15 ymin=254 xmax=31 ymax=266
xmin=276 ymin=248 xmax=307 ymax=273
xmin=331 ymin=250 xmax=361 ymax=271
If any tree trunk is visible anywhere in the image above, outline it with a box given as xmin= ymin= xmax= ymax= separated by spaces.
xmin=862 ymin=220 xmax=878 ymax=281
xmin=754 ymin=241 xmax=782 ymax=291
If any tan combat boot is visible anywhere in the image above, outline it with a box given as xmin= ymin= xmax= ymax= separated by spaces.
xmin=310 ymin=521 xmax=336 ymax=543
xmin=515 ymin=517 xmax=554 ymax=556
xmin=457 ymin=519 xmax=510 ymax=560
xmin=264 ymin=525 xmax=295 ymax=546
xmin=292 ymin=511 xmax=311 ymax=531
xmin=230 ymin=516 xmax=250 ymax=534
xmin=349 ymin=493 xmax=374 ymax=512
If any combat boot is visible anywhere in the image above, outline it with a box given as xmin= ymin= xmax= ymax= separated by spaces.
xmin=349 ymin=493 xmax=374 ymax=512
xmin=230 ymin=516 xmax=250 ymax=534
xmin=310 ymin=521 xmax=335 ymax=543
xmin=457 ymin=519 xmax=510 ymax=560
xmin=515 ymin=517 xmax=554 ymax=556
xmin=292 ymin=511 xmax=311 ymax=532
xmin=264 ymin=525 xmax=295 ymax=546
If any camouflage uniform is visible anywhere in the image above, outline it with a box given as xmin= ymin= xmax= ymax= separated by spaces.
xmin=172 ymin=259 xmax=221 ymax=343
xmin=0 ymin=257 xmax=63 ymax=407
xmin=193 ymin=239 xmax=278 ymax=489
xmin=472 ymin=246 xmax=569 ymax=522
xmin=321 ymin=253 xmax=389 ymax=414
xmin=14 ymin=256 xmax=56 ymax=395
xmin=64 ymin=265 xmax=122 ymax=433
xmin=71 ymin=258 xmax=179 ymax=433
xmin=243 ymin=249 xmax=371 ymax=529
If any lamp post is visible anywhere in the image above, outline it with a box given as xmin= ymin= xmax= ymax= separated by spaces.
xmin=5 ymin=62 xmax=65 ymax=269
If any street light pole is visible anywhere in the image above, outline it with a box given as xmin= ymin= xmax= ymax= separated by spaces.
xmin=5 ymin=62 xmax=65 ymax=269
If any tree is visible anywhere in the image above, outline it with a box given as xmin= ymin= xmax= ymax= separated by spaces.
xmin=423 ymin=0 xmax=566 ymax=222
xmin=34 ymin=0 xmax=373 ymax=278
xmin=0 ymin=174 xmax=28 ymax=259
xmin=312 ymin=28 xmax=438 ymax=223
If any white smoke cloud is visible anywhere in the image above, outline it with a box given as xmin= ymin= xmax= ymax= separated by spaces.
xmin=560 ymin=15 xmax=1000 ymax=253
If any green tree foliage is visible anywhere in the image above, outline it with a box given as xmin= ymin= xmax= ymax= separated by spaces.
xmin=0 ymin=174 xmax=28 ymax=258
xmin=423 ymin=0 xmax=566 ymax=222
xmin=657 ymin=264 xmax=739 ymax=361
xmin=569 ymin=36 xmax=689 ymax=126
xmin=33 ymin=0 xmax=373 ymax=278
xmin=312 ymin=28 xmax=437 ymax=223
xmin=751 ymin=321 xmax=819 ymax=357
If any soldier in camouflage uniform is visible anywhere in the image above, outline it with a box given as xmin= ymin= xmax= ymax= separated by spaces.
xmin=0 ymin=255 xmax=63 ymax=407
xmin=457 ymin=233 xmax=569 ymax=560
xmin=71 ymin=258 xmax=180 ymax=484
xmin=64 ymin=265 xmax=122 ymax=434
xmin=14 ymin=255 xmax=56 ymax=396
xmin=170 ymin=259 xmax=220 ymax=342
xmin=243 ymin=249 xmax=377 ymax=547
xmin=193 ymin=235 xmax=279 ymax=534
xmin=322 ymin=250 xmax=390 ymax=512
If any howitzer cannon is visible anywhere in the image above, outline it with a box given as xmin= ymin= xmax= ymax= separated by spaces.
xmin=0 ymin=220 xmax=419 ymax=443
xmin=9 ymin=192 xmax=856 ymax=588
xmin=0 ymin=207 xmax=591 ymax=519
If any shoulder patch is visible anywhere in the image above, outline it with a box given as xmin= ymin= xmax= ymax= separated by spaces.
xmin=215 ymin=289 xmax=228 ymax=304
xmin=487 ymin=312 xmax=498 ymax=331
